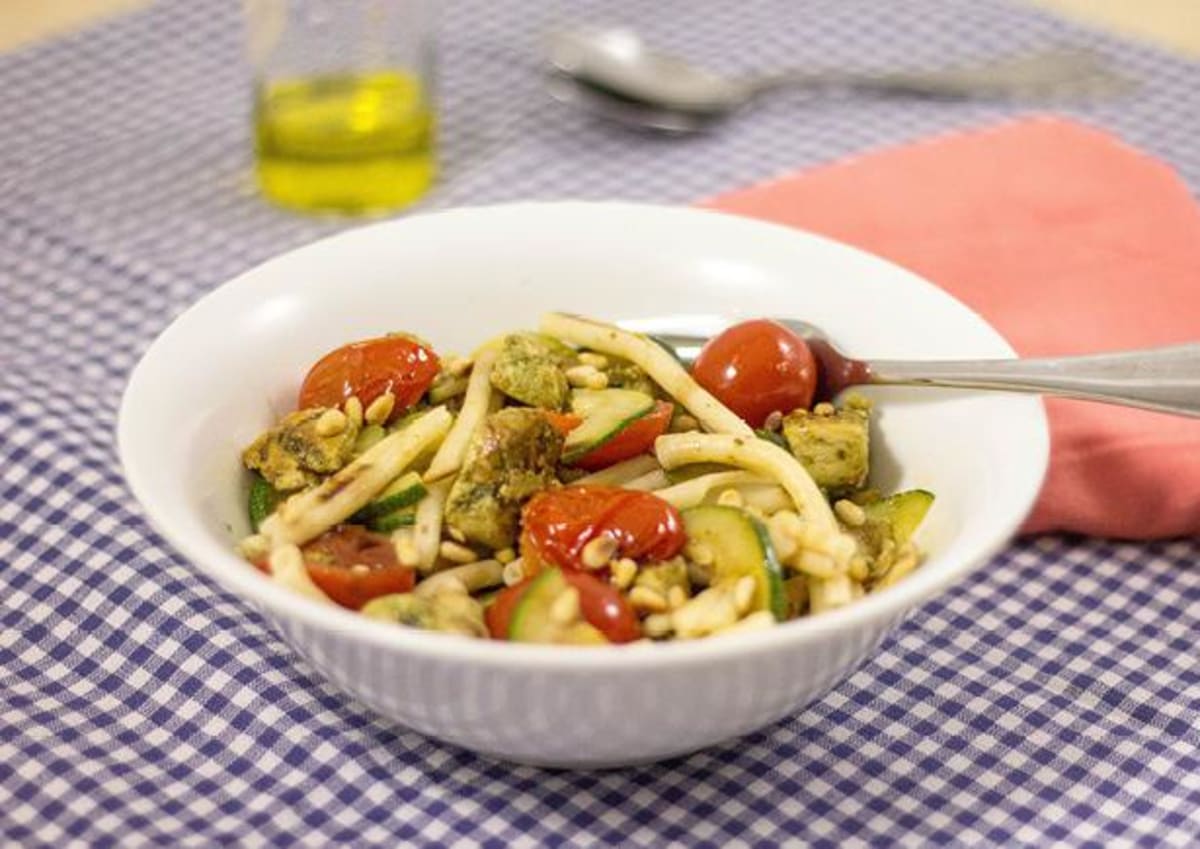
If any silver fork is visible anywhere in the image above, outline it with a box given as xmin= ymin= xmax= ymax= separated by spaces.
xmin=641 ymin=317 xmax=1200 ymax=418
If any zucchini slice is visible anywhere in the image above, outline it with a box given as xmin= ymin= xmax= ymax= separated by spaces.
xmin=866 ymin=490 xmax=934 ymax=543
xmin=247 ymin=473 xmax=284 ymax=532
xmin=508 ymin=569 xmax=608 ymax=645
xmin=856 ymin=489 xmax=934 ymax=556
xmin=541 ymin=312 xmax=754 ymax=437
xmin=366 ymin=505 xmax=417 ymax=533
xmin=351 ymin=471 xmax=427 ymax=522
xmin=681 ymin=505 xmax=786 ymax=620
xmin=562 ymin=388 xmax=655 ymax=464
xmin=260 ymin=406 xmax=453 ymax=548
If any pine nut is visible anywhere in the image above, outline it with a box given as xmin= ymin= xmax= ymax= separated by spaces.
xmin=439 ymin=540 xmax=478 ymax=564
xmin=611 ymin=557 xmax=638 ymax=589
xmin=766 ymin=515 xmax=798 ymax=562
xmin=550 ymin=588 xmax=581 ymax=625
xmin=502 ymin=559 xmax=525 ymax=587
xmin=671 ymin=584 xmax=739 ymax=639
xmin=834 ymin=499 xmax=866 ymax=528
xmin=628 ymin=586 xmax=668 ymax=614
xmin=416 ymin=560 xmax=502 ymax=597
xmin=364 ymin=392 xmax=396 ymax=427
xmin=578 ymin=352 xmax=608 ymax=368
xmin=808 ymin=574 xmax=854 ymax=613
xmin=643 ymin=613 xmax=674 ymax=639
xmin=581 ymin=534 xmax=618 ymax=570
xmin=343 ymin=396 xmax=364 ymax=428
xmin=794 ymin=550 xmax=839 ymax=578
xmin=733 ymin=575 xmax=757 ymax=615
xmin=876 ymin=544 xmax=920 ymax=589
xmin=495 ymin=547 xmax=517 ymax=565
xmin=314 ymin=408 xmax=348 ymax=437
xmin=666 ymin=585 xmax=688 ymax=611
xmin=565 ymin=364 xmax=609 ymax=389
xmin=629 ymin=585 xmax=668 ymax=613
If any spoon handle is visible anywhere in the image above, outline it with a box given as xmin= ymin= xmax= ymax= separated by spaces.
xmin=746 ymin=48 xmax=1129 ymax=101
xmin=867 ymin=344 xmax=1200 ymax=417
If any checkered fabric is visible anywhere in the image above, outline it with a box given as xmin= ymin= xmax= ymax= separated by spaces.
xmin=2 ymin=0 xmax=1198 ymax=845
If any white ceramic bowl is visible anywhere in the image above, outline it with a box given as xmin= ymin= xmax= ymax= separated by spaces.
xmin=119 ymin=202 xmax=1048 ymax=767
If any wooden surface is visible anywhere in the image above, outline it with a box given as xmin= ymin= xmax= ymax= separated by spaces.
xmin=0 ymin=0 xmax=1197 ymax=56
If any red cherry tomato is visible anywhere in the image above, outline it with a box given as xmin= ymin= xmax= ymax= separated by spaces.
xmin=300 ymin=525 xmax=415 ymax=609
xmin=519 ymin=486 xmax=685 ymax=573
xmin=572 ymin=401 xmax=674 ymax=471
xmin=297 ymin=336 xmax=440 ymax=421
xmin=485 ymin=580 xmax=531 ymax=639
xmin=691 ymin=319 xmax=817 ymax=427
xmin=483 ymin=573 xmax=640 ymax=643
xmin=562 ymin=571 xmax=640 ymax=643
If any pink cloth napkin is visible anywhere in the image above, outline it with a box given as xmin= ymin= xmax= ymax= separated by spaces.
xmin=707 ymin=117 xmax=1200 ymax=539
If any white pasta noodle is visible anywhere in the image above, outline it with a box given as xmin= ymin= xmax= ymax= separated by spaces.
xmin=654 ymin=432 xmax=841 ymax=539
xmin=733 ymin=482 xmax=792 ymax=514
xmin=413 ymin=477 xmax=453 ymax=572
xmin=652 ymin=470 xmax=766 ymax=510
xmin=570 ymin=454 xmax=661 ymax=487
xmin=261 ymin=406 xmax=453 ymax=548
xmin=238 ymin=312 xmax=929 ymax=638
xmin=268 ymin=544 xmax=333 ymax=604
xmin=621 ymin=469 xmax=671 ymax=491
xmin=424 ymin=347 xmax=499 ymax=482
xmin=415 ymin=560 xmax=503 ymax=597
xmin=540 ymin=312 xmax=752 ymax=437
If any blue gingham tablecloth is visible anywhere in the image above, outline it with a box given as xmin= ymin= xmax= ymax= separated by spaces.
xmin=2 ymin=0 xmax=1198 ymax=845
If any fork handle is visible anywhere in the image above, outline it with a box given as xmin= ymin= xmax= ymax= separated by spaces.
xmin=867 ymin=344 xmax=1200 ymax=417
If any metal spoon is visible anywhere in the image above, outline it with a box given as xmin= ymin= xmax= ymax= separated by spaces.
xmin=546 ymin=29 xmax=1132 ymax=131
xmin=628 ymin=316 xmax=1200 ymax=417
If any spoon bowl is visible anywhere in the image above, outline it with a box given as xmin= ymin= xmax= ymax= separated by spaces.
xmin=546 ymin=28 xmax=1133 ymax=132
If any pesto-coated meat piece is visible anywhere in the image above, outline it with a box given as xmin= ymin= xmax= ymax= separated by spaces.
xmin=242 ymin=407 xmax=360 ymax=492
xmin=780 ymin=402 xmax=870 ymax=493
xmin=489 ymin=333 xmax=572 ymax=410
xmin=444 ymin=408 xmax=564 ymax=549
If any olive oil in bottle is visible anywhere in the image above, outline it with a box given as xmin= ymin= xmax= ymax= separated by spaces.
xmin=254 ymin=70 xmax=435 ymax=214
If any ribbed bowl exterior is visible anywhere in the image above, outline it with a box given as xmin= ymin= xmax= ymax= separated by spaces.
xmin=272 ymin=611 xmax=903 ymax=767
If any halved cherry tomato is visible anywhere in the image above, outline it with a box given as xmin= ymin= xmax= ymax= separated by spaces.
xmin=483 ymin=573 xmax=640 ymax=643
xmin=543 ymin=411 xmax=583 ymax=437
xmin=691 ymin=319 xmax=817 ymax=427
xmin=572 ymin=401 xmax=674 ymax=471
xmin=297 ymin=336 xmax=440 ymax=421
xmin=300 ymin=525 xmax=415 ymax=609
xmin=485 ymin=580 xmax=530 ymax=639
xmin=562 ymin=571 xmax=640 ymax=643
xmin=520 ymin=486 xmax=685 ymax=573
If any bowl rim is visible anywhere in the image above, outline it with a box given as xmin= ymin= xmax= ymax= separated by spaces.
xmin=119 ymin=200 xmax=1049 ymax=670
